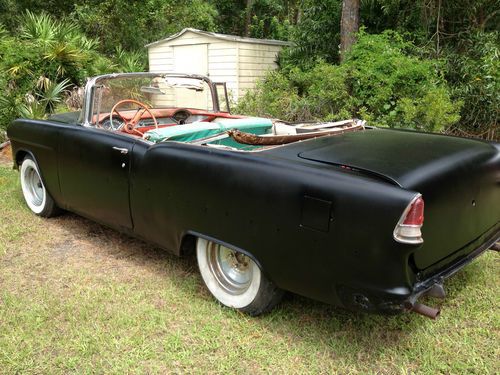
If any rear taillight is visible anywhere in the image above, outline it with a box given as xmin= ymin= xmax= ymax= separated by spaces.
xmin=393 ymin=194 xmax=424 ymax=244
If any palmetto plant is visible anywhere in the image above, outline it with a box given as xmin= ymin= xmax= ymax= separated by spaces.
xmin=114 ymin=45 xmax=146 ymax=73
xmin=20 ymin=11 xmax=60 ymax=45
xmin=0 ymin=77 xmax=70 ymax=121
xmin=35 ymin=77 xmax=71 ymax=113
xmin=19 ymin=10 xmax=98 ymax=81
xmin=0 ymin=11 xmax=115 ymax=134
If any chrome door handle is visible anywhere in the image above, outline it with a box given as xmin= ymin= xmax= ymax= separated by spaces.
xmin=112 ymin=147 xmax=129 ymax=154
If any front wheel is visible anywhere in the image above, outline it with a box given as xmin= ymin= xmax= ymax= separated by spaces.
xmin=196 ymin=238 xmax=283 ymax=315
xmin=20 ymin=156 xmax=60 ymax=217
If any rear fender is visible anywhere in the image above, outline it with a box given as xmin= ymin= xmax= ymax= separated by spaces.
xmin=184 ymin=230 xmax=267 ymax=278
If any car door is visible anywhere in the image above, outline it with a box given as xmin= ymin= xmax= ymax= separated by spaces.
xmin=58 ymin=125 xmax=135 ymax=230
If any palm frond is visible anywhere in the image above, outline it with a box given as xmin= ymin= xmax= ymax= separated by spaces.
xmin=36 ymin=75 xmax=51 ymax=91
xmin=18 ymin=101 xmax=46 ymax=119
xmin=7 ymin=63 xmax=33 ymax=78
xmin=114 ymin=47 xmax=146 ymax=72
xmin=39 ymin=78 xmax=71 ymax=113
xmin=55 ymin=20 xmax=79 ymax=42
xmin=73 ymin=34 xmax=99 ymax=51
xmin=0 ymin=23 xmax=7 ymax=39
xmin=19 ymin=11 xmax=58 ymax=45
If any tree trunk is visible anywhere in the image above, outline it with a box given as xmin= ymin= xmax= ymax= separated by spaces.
xmin=244 ymin=0 xmax=254 ymax=36
xmin=339 ymin=0 xmax=360 ymax=62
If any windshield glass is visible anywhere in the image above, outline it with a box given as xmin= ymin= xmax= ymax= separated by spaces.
xmin=91 ymin=75 xmax=214 ymax=118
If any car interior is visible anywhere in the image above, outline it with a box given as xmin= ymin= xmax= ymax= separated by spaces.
xmin=96 ymin=103 xmax=364 ymax=151
xmin=89 ymin=75 xmax=364 ymax=151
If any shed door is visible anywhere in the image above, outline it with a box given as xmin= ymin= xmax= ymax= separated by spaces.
xmin=173 ymin=44 xmax=208 ymax=74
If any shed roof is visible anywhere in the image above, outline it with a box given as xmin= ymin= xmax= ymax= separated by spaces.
xmin=145 ymin=28 xmax=292 ymax=48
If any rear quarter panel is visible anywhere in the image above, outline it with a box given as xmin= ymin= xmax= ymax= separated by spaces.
xmin=130 ymin=142 xmax=419 ymax=306
xmin=411 ymin=141 xmax=500 ymax=273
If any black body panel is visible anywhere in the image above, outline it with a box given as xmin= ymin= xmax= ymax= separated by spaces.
xmin=58 ymin=126 xmax=134 ymax=230
xmin=129 ymin=141 xmax=416 ymax=305
xmin=7 ymin=119 xmax=500 ymax=313
xmin=273 ymin=129 xmax=500 ymax=270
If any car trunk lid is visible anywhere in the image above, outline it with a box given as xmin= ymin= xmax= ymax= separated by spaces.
xmin=297 ymin=129 xmax=500 ymax=270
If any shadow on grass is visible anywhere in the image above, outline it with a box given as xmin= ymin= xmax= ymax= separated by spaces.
xmin=42 ymin=208 xmax=490 ymax=355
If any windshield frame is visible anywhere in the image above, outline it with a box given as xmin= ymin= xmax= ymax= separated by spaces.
xmin=79 ymin=72 xmax=221 ymax=126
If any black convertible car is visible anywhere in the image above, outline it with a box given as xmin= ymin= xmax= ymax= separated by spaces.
xmin=7 ymin=72 xmax=500 ymax=319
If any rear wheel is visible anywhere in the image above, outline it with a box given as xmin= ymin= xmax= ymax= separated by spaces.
xmin=20 ymin=156 xmax=59 ymax=217
xmin=196 ymin=238 xmax=283 ymax=315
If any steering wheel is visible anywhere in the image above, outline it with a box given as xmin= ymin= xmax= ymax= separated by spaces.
xmin=109 ymin=99 xmax=158 ymax=136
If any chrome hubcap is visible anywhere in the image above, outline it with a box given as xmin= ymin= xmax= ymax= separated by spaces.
xmin=25 ymin=166 xmax=44 ymax=207
xmin=207 ymin=243 xmax=253 ymax=295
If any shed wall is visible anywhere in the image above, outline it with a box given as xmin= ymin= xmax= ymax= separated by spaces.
xmin=208 ymin=42 xmax=238 ymax=102
xmin=148 ymin=30 xmax=284 ymax=103
xmin=238 ymin=44 xmax=282 ymax=97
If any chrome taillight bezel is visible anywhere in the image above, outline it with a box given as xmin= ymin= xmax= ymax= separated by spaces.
xmin=393 ymin=194 xmax=424 ymax=245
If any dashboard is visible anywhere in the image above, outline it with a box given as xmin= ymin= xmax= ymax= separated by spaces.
xmin=100 ymin=113 xmax=210 ymax=131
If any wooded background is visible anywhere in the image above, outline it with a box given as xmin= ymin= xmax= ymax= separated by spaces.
xmin=0 ymin=0 xmax=498 ymax=140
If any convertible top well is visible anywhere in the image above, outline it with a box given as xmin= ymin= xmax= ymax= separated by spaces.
xmin=143 ymin=116 xmax=365 ymax=150
xmin=143 ymin=117 xmax=273 ymax=143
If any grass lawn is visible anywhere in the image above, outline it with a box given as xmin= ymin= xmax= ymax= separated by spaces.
xmin=0 ymin=161 xmax=498 ymax=374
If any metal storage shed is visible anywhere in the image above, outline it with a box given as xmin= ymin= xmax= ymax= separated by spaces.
xmin=145 ymin=28 xmax=291 ymax=103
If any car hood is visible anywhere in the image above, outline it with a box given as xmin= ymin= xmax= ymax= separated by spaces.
xmin=295 ymin=128 xmax=499 ymax=189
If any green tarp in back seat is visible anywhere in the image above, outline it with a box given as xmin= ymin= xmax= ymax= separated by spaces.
xmin=143 ymin=117 xmax=273 ymax=143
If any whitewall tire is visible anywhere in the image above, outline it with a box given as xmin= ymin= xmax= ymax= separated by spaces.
xmin=20 ymin=156 xmax=59 ymax=217
xmin=196 ymin=238 xmax=283 ymax=315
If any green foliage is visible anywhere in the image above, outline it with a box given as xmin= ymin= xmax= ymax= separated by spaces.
xmin=444 ymin=31 xmax=499 ymax=135
xmin=0 ymin=11 xmax=116 ymax=136
xmin=113 ymin=46 xmax=146 ymax=73
xmin=280 ymin=0 xmax=342 ymax=68
xmin=246 ymin=0 xmax=295 ymax=40
xmin=236 ymin=63 xmax=352 ymax=122
xmin=248 ymin=14 xmax=291 ymax=40
xmin=275 ymin=0 xmax=497 ymax=135
xmin=72 ymin=0 xmax=218 ymax=53
xmin=236 ymin=71 xmax=300 ymax=121
xmin=210 ymin=0 xmax=297 ymax=40
xmin=289 ymin=63 xmax=355 ymax=121
xmin=238 ymin=31 xmax=461 ymax=132
xmin=344 ymin=30 xmax=461 ymax=131
xmin=0 ymin=0 xmax=82 ymax=26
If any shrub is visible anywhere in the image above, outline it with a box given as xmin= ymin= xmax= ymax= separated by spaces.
xmin=289 ymin=63 xmax=355 ymax=121
xmin=236 ymin=62 xmax=354 ymax=122
xmin=344 ymin=30 xmax=462 ymax=131
xmin=237 ymin=30 xmax=461 ymax=132
xmin=0 ymin=11 xmax=118 ymax=139
xmin=236 ymin=71 xmax=300 ymax=121
xmin=444 ymin=31 xmax=499 ymax=135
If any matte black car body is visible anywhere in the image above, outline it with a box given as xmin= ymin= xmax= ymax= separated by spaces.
xmin=7 ymin=73 xmax=500 ymax=316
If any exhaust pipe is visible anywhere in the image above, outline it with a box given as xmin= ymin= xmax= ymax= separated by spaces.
xmin=411 ymin=302 xmax=440 ymax=319
xmin=490 ymin=242 xmax=500 ymax=252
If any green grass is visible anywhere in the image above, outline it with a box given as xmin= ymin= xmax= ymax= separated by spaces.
xmin=0 ymin=163 xmax=498 ymax=374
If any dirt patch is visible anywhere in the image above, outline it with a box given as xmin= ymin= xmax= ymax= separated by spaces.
xmin=51 ymin=238 xmax=81 ymax=259
xmin=0 ymin=142 xmax=13 ymax=165
xmin=39 ymin=213 xmax=192 ymax=282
